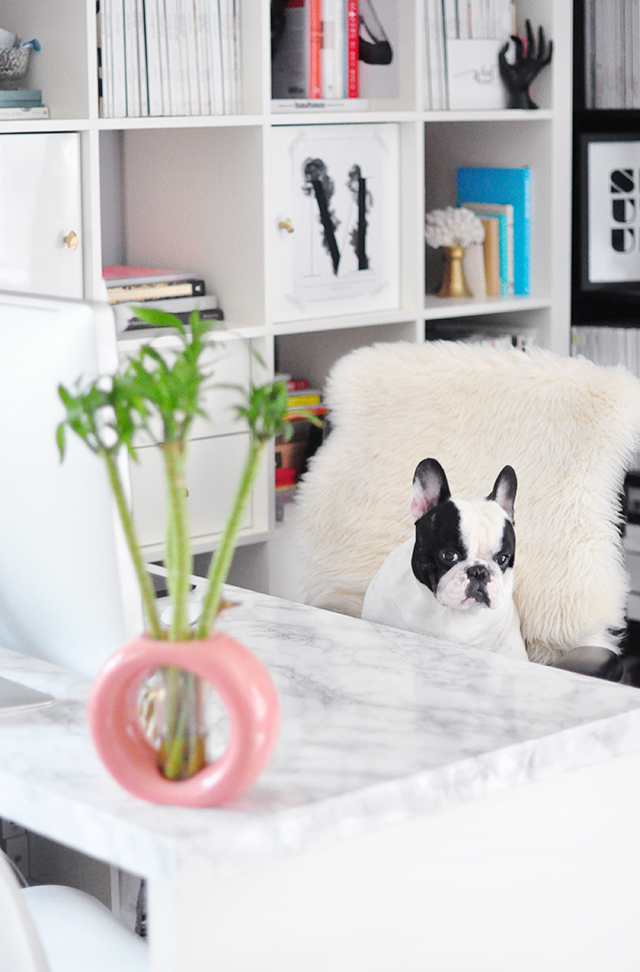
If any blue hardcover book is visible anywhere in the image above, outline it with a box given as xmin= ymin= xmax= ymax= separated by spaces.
xmin=457 ymin=167 xmax=531 ymax=296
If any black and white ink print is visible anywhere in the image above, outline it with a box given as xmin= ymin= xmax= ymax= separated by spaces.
xmin=588 ymin=139 xmax=640 ymax=284
xmin=293 ymin=130 xmax=384 ymax=302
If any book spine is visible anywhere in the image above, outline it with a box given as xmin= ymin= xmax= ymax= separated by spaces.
xmin=193 ymin=0 xmax=212 ymax=114
xmin=112 ymin=0 xmax=128 ymax=116
xmin=98 ymin=0 xmax=113 ymax=118
xmin=107 ymin=278 xmax=206 ymax=303
xmin=218 ymin=0 xmax=235 ymax=115
xmin=164 ymin=0 xmax=189 ymax=114
xmin=517 ymin=169 xmax=531 ymax=296
xmin=333 ymin=0 xmax=345 ymax=97
xmin=0 ymin=106 xmax=51 ymax=119
xmin=443 ymin=0 xmax=458 ymax=38
xmin=308 ymin=0 xmax=322 ymax=97
xmin=232 ymin=0 xmax=241 ymax=112
xmin=496 ymin=214 xmax=508 ymax=296
xmin=156 ymin=0 xmax=171 ymax=113
xmin=346 ymin=0 xmax=358 ymax=97
xmin=124 ymin=0 xmax=141 ymax=116
xmin=209 ymin=0 xmax=224 ymax=113
xmin=321 ymin=0 xmax=336 ymax=99
xmin=183 ymin=0 xmax=201 ymax=114
xmin=480 ymin=217 xmax=500 ymax=297
xmin=144 ymin=0 xmax=164 ymax=114
xmin=137 ymin=0 xmax=150 ymax=115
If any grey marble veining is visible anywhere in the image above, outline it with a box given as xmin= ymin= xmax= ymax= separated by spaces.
xmin=1 ymin=585 xmax=640 ymax=884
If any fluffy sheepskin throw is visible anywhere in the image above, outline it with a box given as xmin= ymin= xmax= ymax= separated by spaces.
xmin=295 ymin=341 xmax=640 ymax=664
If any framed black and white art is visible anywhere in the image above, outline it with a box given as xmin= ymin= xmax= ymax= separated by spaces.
xmin=269 ymin=124 xmax=400 ymax=322
xmin=581 ymin=133 xmax=640 ymax=289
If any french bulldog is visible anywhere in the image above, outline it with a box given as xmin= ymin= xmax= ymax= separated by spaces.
xmin=361 ymin=458 xmax=528 ymax=660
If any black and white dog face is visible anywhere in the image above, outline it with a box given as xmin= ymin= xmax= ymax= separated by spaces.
xmin=410 ymin=458 xmax=517 ymax=612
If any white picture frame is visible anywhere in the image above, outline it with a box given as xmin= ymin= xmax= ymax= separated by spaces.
xmin=585 ymin=135 xmax=640 ymax=286
xmin=268 ymin=123 xmax=400 ymax=322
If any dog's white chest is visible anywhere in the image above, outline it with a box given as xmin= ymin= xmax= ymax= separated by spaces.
xmin=362 ymin=538 xmax=525 ymax=658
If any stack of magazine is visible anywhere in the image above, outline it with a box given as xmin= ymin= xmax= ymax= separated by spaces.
xmin=583 ymin=0 xmax=640 ymax=108
xmin=98 ymin=0 xmax=241 ymax=118
xmin=0 ymin=89 xmax=49 ymax=119
xmin=423 ymin=0 xmax=514 ymax=110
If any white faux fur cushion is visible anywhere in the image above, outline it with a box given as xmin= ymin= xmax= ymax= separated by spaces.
xmin=295 ymin=341 xmax=640 ymax=663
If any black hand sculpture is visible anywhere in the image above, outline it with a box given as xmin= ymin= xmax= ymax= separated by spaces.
xmin=499 ymin=19 xmax=553 ymax=110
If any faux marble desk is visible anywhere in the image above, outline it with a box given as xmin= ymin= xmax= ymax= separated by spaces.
xmin=1 ymin=588 xmax=640 ymax=971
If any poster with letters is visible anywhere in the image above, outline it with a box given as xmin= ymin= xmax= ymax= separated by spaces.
xmin=586 ymin=137 xmax=640 ymax=285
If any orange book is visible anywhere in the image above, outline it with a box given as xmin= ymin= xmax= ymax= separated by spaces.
xmin=481 ymin=217 xmax=501 ymax=297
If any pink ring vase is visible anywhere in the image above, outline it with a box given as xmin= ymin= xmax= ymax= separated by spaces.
xmin=87 ymin=632 xmax=280 ymax=807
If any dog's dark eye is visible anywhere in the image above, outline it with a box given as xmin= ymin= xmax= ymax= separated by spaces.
xmin=495 ymin=552 xmax=509 ymax=566
xmin=439 ymin=550 xmax=459 ymax=564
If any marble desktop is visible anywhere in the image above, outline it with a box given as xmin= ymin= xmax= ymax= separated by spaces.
xmin=1 ymin=585 xmax=640 ymax=886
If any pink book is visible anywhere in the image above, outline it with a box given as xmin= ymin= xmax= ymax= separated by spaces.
xmin=102 ymin=266 xmax=195 ymax=286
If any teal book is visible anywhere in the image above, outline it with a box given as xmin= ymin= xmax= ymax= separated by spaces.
xmin=457 ymin=167 xmax=530 ymax=296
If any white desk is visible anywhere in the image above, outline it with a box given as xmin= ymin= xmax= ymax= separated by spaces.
xmin=1 ymin=587 xmax=640 ymax=971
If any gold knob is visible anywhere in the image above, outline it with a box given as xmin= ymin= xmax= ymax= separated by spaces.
xmin=278 ymin=218 xmax=294 ymax=233
xmin=63 ymin=230 xmax=79 ymax=250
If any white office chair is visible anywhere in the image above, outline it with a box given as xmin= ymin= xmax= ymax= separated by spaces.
xmin=0 ymin=850 xmax=148 ymax=972
xmin=296 ymin=341 xmax=640 ymax=677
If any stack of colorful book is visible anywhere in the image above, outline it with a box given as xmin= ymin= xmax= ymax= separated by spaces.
xmin=272 ymin=0 xmax=360 ymax=103
xmin=457 ymin=166 xmax=531 ymax=298
xmin=275 ymin=378 xmax=327 ymax=496
xmin=103 ymin=266 xmax=223 ymax=330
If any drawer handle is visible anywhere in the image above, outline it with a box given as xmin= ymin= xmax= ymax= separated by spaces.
xmin=63 ymin=230 xmax=79 ymax=250
xmin=278 ymin=218 xmax=294 ymax=233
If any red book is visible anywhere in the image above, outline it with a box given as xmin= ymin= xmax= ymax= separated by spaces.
xmin=346 ymin=0 xmax=359 ymax=98
xmin=308 ymin=0 xmax=322 ymax=98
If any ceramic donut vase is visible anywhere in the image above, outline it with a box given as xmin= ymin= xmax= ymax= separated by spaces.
xmin=87 ymin=632 xmax=280 ymax=807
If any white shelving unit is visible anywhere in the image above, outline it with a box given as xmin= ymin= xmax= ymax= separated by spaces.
xmin=0 ymin=0 xmax=573 ymax=595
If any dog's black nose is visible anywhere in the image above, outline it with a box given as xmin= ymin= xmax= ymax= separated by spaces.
xmin=467 ymin=564 xmax=489 ymax=581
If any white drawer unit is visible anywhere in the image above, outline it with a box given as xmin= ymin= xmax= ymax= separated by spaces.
xmin=118 ymin=331 xmax=267 ymax=558
xmin=129 ymin=432 xmax=252 ymax=552
xmin=0 ymin=133 xmax=83 ymax=298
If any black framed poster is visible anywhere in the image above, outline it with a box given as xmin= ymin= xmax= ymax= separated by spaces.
xmin=581 ymin=132 xmax=640 ymax=290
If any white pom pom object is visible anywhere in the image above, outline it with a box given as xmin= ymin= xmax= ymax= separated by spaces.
xmin=425 ymin=206 xmax=485 ymax=249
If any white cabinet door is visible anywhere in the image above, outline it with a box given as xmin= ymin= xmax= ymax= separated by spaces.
xmin=268 ymin=124 xmax=400 ymax=323
xmin=0 ymin=133 xmax=83 ymax=298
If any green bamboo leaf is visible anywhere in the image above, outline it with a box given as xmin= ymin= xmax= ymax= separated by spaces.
xmin=56 ymin=423 xmax=66 ymax=460
xmin=129 ymin=305 xmax=186 ymax=334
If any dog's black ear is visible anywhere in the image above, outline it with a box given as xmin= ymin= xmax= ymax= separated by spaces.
xmin=488 ymin=465 xmax=517 ymax=522
xmin=411 ymin=458 xmax=451 ymax=520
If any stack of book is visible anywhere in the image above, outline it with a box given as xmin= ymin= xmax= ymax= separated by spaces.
xmin=572 ymin=325 xmax=640 ymax=373
xmin=275 ymin=378 xmax=326 ymax=497
xmin=98 ymin=0 xmax=241 ymax=118
xmin=428 ymin=321 xmax=536 ymax=349
xmin=457 ymin=166 xmax=531 ymax=297
xmin=103 ymin=266 xmax=223 ymax=330
xmin=0 ymin=89 xmax=49 ymax=119
xmin=271 ymin=0 xmax=360 ymax=104
xmin=583 ymin=0 xmax=640 ymax=108
xmin=423 ymin=0 xmax=514 ymax=110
